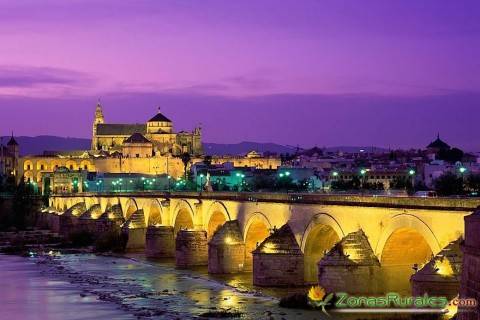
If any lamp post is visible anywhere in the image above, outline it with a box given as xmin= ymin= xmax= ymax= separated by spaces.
xmin=199 ymin=173 xmax=204 ymax=191
xmin=118 ymin=178 xmax=123 ymax=192
xmin=459 ymin=167 xmax=467 ymax=191
xmin=408 ymin=169 xmax=416 ymax=191
xmin=236 ymin=172 xmax=245 ymax=191
xmin=359 ymin=169 xmax=367 ymax=189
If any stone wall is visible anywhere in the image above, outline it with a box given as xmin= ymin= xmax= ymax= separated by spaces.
xmin=208 ymin=221 xmax=245 ymax=274
xmin=145 ymin=226 xmax=175 ymax=258
xmin=175 ymin=230 xmax=208 ymax=268
xmin=411 ymin=239 xmax=462 ymax=299
xmin=123 ymin=227 xmax=147 ymax=252
xmin=252 ymin=224 xmax=304 ymax=286
xmin=458 ymin=211 xmax=480 ymax=319
xmin=253 ymin=253 xmax=304 ymax=286
xmin=318 ymin=230 xmax=381 ymax=294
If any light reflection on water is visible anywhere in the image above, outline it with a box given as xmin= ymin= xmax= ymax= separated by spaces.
xmin=0 ymin=255 xmax=135 ymax=320
xmin=0 ymin=253 xmax=436 ymax=320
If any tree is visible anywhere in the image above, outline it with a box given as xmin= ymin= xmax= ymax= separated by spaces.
xmin=466 ymin=174 xmax=480 ymax=193
xmin=438 ymin=148 xmax=464 ymax=163
xmin=203 ymin=155 xmax=212 ymax=167
xmin=252 ymin=175 xmax=276 ymax=191
xmin=331 ymin=177 xmax=361 ymax=191
xmin=434 ymin=172 xmax=464 ymax=196
xmin=180 ymin=152 xmax=191 ymax=180
xmin=11 ymin=177 xmax=35 ymax=229
xmin=391 ymin=177 xmax=413 ymax=191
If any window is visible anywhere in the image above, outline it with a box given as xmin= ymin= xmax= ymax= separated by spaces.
xmin=69 ymin=165 xmax=73 ymax=170
xmin=40 ymin=165 xmax=45 ymax=170
xmin=136 ymin=154 xmax=140 ymax=158
xmin=84 ymin=165 xmax=88 ymax=170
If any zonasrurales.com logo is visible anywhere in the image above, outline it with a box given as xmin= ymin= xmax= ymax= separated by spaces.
xmin=306 ymin=286 xmax=477 ymax=316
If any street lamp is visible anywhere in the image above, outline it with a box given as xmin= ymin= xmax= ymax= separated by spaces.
xmin=199 ymin=174 xmax=204 ymax=191
xmin=359 ymin=169 xmax=367 ymax=189
xmin=408 ymin=169 xmax=416 ymax=191
xmin=459 ymin=167 xmax=467 ymax=174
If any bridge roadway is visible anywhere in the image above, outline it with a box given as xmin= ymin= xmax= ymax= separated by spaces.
xmin=48 ymin=192 xmax=476 ymax=286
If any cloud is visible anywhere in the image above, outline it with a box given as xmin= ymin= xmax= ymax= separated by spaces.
xmin=0 ymin=65 xmax=94 ymax=88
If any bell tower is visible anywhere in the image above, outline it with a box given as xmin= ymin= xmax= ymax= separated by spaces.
xmin=91 ymin=100 xmax=105 ymax=150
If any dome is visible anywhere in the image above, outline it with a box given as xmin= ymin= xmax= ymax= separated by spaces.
xmin=427 ymin=134 xmax=450 ymax=150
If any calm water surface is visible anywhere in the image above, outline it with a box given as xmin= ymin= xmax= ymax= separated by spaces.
xmin=0 ymin=253 xmax=421 ymax=320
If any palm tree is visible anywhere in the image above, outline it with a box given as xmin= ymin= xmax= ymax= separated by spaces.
xmin=180 ymin=152 xmax=191 ymax=180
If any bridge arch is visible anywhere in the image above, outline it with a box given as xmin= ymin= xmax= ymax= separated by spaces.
xmin=205 ymin=201 xmax=231 ymax=238
xmin=375 ymin=213 xmax=440 ymax=265
xmin=301 ymin=213 xmax=345 ymax=283
xmin=243 ymin=212 xmax=272 ymax=270
xmin=144 ymin=199 xmax=164 ymax=226
xmin=123 ymin=198 xmax=139 ymax=220
xmin=172 ymin=200 xmax=195 ymax=235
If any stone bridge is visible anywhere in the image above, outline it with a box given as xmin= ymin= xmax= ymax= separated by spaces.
xmin=47 ymin=192 xmax=477 ymax=293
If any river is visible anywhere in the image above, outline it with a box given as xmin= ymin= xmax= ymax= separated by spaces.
xmin=0 ymin=253 xmax=326 ymax=320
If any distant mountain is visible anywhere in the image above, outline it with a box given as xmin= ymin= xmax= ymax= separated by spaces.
xmin=2 ymin=135 xmax=389 ymax=156
xmin=324 ymin=146 xmax=389 ymax=154
xmin=203 ymin=141 xmax=296 ymax=156
xmin=1 ymin=135 xmax=91 ymax=156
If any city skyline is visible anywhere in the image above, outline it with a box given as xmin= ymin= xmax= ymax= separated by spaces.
xmin=1 ymin=0 xmax=479 ymax=149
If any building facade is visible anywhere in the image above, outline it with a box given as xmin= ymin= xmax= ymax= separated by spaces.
xmin=91 ymin=103 xmax=202 ymax=156
xmin=0 ymin=135 xmax=19 ymax=184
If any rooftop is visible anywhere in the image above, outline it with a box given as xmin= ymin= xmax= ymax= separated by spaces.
xmin=96 ymin=124 xmax=146 ymax=136
xmin=124 ymin=132 xmax=151 ymax=144
xmin=427 ymin=134 xmax=450 ymax=150
xmin=148 ymin=112 xmax=172 ymax=123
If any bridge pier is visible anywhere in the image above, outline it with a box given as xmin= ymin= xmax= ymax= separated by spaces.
xmin=121 ymin=227 xmax=146 ymax=252
xmin=318 ymin=230 xmax=381 ymax=294
xmin=59 ymin=212 xmax=78 ymax=237
xmin=145 ymin=226 xmax=175 ymax=258
xmin=175 ymin=230 xmax=208 ymax=268
xmin=411 ymin=238 xmax=462 ymax=299
xmin=122 ymin=210 xmax=147 ymax=252
xmin=208 ymin=221 xmax=245 ymax=274
xmin=459 ymin=210 xmax=480 ymax=319
xmin=253 ymin=224 xmax=304 ymax=286
xmin=45 ymin=212 xmax=61 ymax=233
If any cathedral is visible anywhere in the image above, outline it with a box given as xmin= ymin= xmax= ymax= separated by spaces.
xmin=91 ymin=102 xmax=202 ymax=156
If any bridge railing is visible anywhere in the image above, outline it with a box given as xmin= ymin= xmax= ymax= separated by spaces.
xmin=50 ymin=191 xmax=480 ymax=211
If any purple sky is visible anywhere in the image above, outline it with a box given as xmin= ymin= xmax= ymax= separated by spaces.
xmin=1 ymin=0 xmax=479 ymax=150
